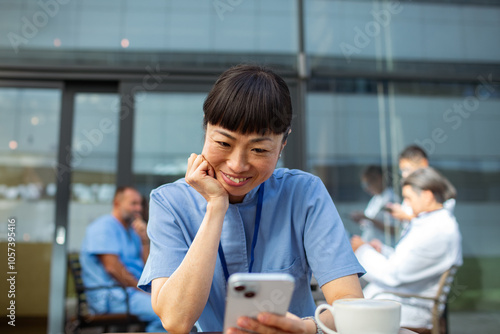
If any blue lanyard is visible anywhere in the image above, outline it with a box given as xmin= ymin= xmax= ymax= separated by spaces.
xmin=218 ymin=183 xmax=265 ymax=282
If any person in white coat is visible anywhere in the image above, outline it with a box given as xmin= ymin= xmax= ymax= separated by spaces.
xmin=351 ymin=167 xmax=463 ymax=329
xmin=387 ymin=145 xmax=456 ymax=223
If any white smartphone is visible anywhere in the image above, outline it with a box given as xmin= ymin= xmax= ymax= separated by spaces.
xmin=223 ymin=273 xmax=295 ymax=333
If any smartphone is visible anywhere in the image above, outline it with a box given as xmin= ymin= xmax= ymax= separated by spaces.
xmin=223 ymin=273 xmax=295 ymax=333
xmin=382 ymin=206 xmax=393 ymax=212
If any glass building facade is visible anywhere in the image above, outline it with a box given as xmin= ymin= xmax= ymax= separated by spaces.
xmin=0 ymin=1 xmax=499 ymax=333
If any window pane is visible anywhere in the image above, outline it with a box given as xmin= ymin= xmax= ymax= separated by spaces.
xmin=67 ymin=93 xmax=120 ymax=251
xmin=0 ymin=87 xmax=60 ymax=243
xmin=0 ymin=0 xmax=298 ymax=67
xmin=133 ymin=92 xmax=206 ymax=194
xmin=305 ymin=1 xmax=500 ymax=68
xmin=0 ymin=86 xmax=60 ymax=322
xmin=390 ymin=82 xmax=500 ymax=203
xmin=306 ymin=79 xmax=395 ymax=238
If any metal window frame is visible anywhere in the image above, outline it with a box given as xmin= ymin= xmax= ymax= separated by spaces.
xmin=48 ymin=81 xmax=119 ymax=334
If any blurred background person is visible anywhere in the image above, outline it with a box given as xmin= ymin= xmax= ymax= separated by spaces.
xmin=399 ymin=145 xmax=430 ymax=179
xmin=80 ymin=186 xmax=164 ymax=332
xmin=350 ymin=165 xmax=396 ymax=246
xmin=386 ymin=145 xmax=430 ymax=222
xmin=351 ymin=167 xmax=462 ymax=330
xmin=387 ymin=145 xmax=456 ymax=224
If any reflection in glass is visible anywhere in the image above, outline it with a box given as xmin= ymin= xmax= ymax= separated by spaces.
xmin=68 ymin=93 xmax=119 ymax=252
xmin=307 ymin=80 xmax=500 ymax=260
xmin=133 ymin=92 xmax=206 ymax=195
xmin=0 ymin=87 xmax=61 ymax=243
xmin=0 ymin=0 xmax=298 ymax=68
xmin=0 ymin=87 xmax=60 ymax=329
xmin=305 ymin=0 xmax=500 ymax=64
xmin=306 ymin=81 xmax=396 ymax=240
xmin=389 ymin=81 xmax=500 ymax=203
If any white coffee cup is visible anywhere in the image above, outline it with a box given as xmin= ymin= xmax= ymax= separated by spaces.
xmin=314 ymin=298 xmax=401 ymax=334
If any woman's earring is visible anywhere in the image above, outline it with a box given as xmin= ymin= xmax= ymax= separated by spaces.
xmin=279 ymin=153 xmax=282 ymax=158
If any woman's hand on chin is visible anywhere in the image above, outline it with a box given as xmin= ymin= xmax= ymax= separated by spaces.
xmin=185 ymin=153 xmax=229 ymax=205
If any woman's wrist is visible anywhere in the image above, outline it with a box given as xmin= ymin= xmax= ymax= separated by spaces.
xmin=206 ymin=197 xmax=229 ymax=212
xmin=302 ymin=316 xmax=323 ymax=334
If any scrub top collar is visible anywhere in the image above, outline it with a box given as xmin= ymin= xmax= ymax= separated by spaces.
xmin=111 ymin=215 xmax=129 ymax=231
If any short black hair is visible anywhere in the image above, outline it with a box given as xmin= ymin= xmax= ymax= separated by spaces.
xmin=113 ymin=186 xmax=138 ymax=202
xmin=399 ymin=145 xmax=428 ymax=162
xmin=403 ymin=167 xmax=456 ymax=203
xmin=361 ymin=165 xmax=383 ymax=182
xmin=203 ymin=64 xmax=292 ymax=138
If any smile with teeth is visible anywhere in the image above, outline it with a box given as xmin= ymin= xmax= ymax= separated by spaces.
xmin=223 ymin=172 xmax=250 ymax=184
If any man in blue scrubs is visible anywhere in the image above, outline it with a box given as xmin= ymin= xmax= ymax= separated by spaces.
xmin=80 ymin=186 xmax=164 ymax=332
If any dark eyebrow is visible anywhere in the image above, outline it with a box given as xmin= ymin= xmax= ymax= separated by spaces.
xmin=250 ymin=137 xmax=273 ymax=143
xmin=215 ymin=130 xmax=236 ymax=140
xmin=215 ymin=129 xmax=273 ymax=143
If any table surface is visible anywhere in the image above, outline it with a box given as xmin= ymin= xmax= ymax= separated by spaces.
xmin=112 ymin=330 xmax=417 ymax=334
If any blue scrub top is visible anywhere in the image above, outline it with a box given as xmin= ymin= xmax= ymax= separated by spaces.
xmin=139 ymin=168 xmax=365 ymax=331
xmin=80 ymin=214 xmax=144 ymax=312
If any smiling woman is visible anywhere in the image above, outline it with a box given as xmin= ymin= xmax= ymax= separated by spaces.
xmin=201 ymin=124 xmax=284 ymax=203
xmin=193 ymin=65 xmax=293 ymax=204
xmin=137 ymin=64 xmax=365 ymax=334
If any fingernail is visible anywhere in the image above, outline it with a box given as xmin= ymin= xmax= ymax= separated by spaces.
xmin=237 ymin=317 xmax=249 ymax=327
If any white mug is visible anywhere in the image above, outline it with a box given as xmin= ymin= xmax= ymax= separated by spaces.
xmin=314 ymin=298 xmax=401 ymax=334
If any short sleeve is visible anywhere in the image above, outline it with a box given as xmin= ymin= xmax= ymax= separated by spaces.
xmin=84 ymin=219 xmax=120 ymax=255
xmin=302 ymin=177 xmax=365 ymax=286
xmin=138 ymin=187 xmax=191 ymax=292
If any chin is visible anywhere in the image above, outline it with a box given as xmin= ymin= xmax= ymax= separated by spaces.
xmin=227 ymin=189 xmax=247 ymax=198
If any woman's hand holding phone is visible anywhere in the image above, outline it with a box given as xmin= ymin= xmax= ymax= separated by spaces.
xmin=185 ymin=153 xmax=228 ymax=205
xmin=224 ymin=273 xmax=305 ymax=334
xmin=228 ymin=312 xmax=309 ymax=334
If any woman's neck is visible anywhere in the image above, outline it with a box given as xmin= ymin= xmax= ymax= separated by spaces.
xmin=420 ymin=202 xmax=444 ymax=215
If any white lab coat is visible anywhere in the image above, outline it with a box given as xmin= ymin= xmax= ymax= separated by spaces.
xmin=355 ymin=208 xmax=463 ymax=328
xmin=397 ymin=198 xmax=456 ymax=240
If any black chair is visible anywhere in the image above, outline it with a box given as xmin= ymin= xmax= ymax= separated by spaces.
xmin=66 ymin=252 xmax=147 ymax=333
